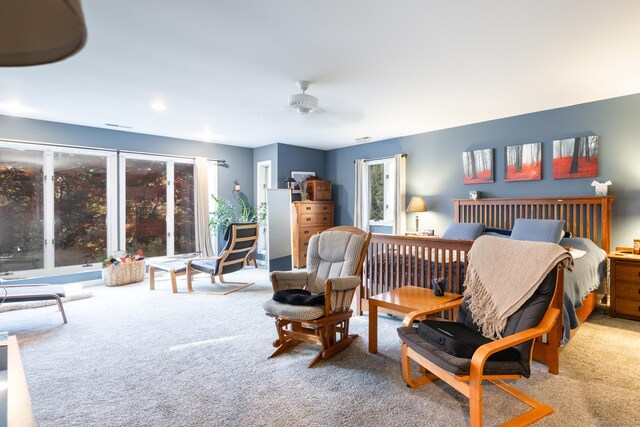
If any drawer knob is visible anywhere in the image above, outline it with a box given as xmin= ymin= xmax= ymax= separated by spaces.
xmin=306 ymin=218 xmax=311 ymax=222
xmin=323 ymin=217 xmax=327 ymax=221
xmin=305 ymin=207 xmax=311 ymax=211
xmin=304 ymin=230 xmax=309 ymax=235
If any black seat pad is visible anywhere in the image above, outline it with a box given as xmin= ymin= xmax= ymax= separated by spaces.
xmin=273 ymin=289 xmax=325 ymax=306
xmin=418 ymin=320 xmax=520 ymax=361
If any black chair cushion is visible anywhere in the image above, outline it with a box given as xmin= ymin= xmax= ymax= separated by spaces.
xmin=190 ymin=259 xmax=218 ymax=275
xmin=398 ymin=268 xmax=558 ymax=378
xmin=273 ymin=289 xmax=325 ymax=306
xmin=417 ymin=320 xmax=520 ymax=362
xmin=398 ymin=326 xmax=526 ymax=376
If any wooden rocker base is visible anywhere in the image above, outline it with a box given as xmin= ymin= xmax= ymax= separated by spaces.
xmin=402 ymin=344 xmax=553 ymax=427
xmin=268 ymin=315 xmax=357 ymax=368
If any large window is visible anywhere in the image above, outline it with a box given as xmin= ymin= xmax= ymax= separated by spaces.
xmin=54 ymin=152 xmax=108 ymax=267
xmin=0 ymin=148 xmax=45 ymax=272
xmin=125 ymin=158 xmax=168 ymax=257
xmin=174 ymin=162 xmax=196 ymax=255
xmin=121 ymin=155 xmax=196 ymax=259
xmin=0 ymin=142 xmax=198 ymax=277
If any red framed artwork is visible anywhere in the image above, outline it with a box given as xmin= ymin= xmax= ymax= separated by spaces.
xmin=553 ymin=136 xmax=599 ymax=179
xmin=463 ymin=148 xmax=494 ymax=184
xmin=504 ymin=142 xmax=542 ymax=182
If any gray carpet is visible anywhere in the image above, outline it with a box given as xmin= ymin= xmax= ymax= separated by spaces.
xmin=2 ymin=268 xmax=639 ymax=427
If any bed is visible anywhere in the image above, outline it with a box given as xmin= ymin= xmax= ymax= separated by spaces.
xmin=359 ymin=195 xmax=614 ymax=374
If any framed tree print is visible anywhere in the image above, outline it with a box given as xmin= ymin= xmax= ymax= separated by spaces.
xmin=463 ymin=148 xmax=494 ymax=184
xmin=504 ymin=142 xmax=542 ymax=182
xmin=553 ymin=136 xmax=599 ymax=179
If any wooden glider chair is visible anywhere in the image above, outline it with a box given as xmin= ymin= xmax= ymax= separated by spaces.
xmin=186 ymin=222 xmax=258 ymax=295
xmin=397 ymin=238 xmax=571 ymax=427
xmin=263 ymin=226 xmax=371 ymax=368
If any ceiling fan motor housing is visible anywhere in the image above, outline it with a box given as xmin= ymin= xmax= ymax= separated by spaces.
xmin=289 ymin=93 xmax=318 ymax=114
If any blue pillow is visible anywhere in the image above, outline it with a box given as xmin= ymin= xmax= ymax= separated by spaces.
xmin=442 ymin=223 xmax=485 ymax=240
xmin=510 ymin=219 xmax=566 ymax=244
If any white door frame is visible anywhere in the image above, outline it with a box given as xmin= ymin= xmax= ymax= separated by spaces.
xmin=256 ymin=160 xmax=272 ymax=255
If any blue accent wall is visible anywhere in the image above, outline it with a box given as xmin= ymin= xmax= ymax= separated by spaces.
xmin=326 ymin=93 xmax=640 ymax=248
xmin=0 ymin=115 xmax=254 ymax=207
xmin=277 ymin=143 xmax=327 ymax=188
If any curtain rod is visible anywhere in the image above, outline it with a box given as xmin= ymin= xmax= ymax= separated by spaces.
xmin=353 ymin=153 xmax=407 ymax=163
xmin=0 ymin=137 xmax=226 ymax=164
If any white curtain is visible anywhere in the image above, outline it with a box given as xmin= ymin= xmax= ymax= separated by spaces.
xmin=354 ymin=159 xmax=369 ymax=232
xmin=392 ymin=154 xmax=407 ymax=235
xmin=194 ymin=157 xmax=216 ymax=257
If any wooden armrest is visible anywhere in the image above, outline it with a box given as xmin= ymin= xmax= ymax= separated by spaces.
xmin=402 ymin=298 xmax=463 ymax=327
xmin=469 ymin=306 xmax=561 ymax=377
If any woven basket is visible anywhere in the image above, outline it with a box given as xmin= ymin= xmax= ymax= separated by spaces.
xmin=102 ymin=260 xmax=146 ymax=287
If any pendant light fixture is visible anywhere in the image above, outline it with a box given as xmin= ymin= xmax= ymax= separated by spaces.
xmin=0 ymin=0 xmax=87 ymax=67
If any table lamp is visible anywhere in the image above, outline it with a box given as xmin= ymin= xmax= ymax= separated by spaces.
xmin=407 ymin=196 xmax=428 ymax=232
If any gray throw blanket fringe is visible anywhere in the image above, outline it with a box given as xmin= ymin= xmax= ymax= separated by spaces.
xmin=463 ymin=236 xmax=573 ymax=340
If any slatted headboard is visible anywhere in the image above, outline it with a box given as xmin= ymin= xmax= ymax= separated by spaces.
xmin=453 ymin=196 xmax=615 ymax=253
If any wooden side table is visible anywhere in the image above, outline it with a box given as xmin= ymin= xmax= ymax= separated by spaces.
xmin=608 ymin=250 xmax=640 ymax=320
xmin=368 ymin=286 xmax=462 ymax=353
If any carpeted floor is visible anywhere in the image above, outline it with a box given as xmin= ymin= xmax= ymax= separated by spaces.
xmin=2 ymin=268 xmax=639 ymax=427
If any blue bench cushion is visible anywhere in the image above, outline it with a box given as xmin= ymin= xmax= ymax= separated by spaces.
xmin=3 ymin=285 xmax=66 ymax=303
xmin=152 ymin=260 xmax=187 ymax=273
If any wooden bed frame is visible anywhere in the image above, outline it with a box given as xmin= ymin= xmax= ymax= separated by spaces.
xmin=359 ymin=195 xmax=614 ymax=374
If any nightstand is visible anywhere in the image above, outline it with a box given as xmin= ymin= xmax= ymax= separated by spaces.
xmin=608 ymin=250 xmax=640 ymax=321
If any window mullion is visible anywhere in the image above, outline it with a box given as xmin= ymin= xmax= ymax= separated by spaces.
xmin=166 ymin=162 xmax=175 ymax=256
xmin=43 ymin=151 xmax=55 ymax=272
xmin=106 ymin=154 xmax=119 ymax=256
xmin=118 ymin=156 xmax=127 ymax=252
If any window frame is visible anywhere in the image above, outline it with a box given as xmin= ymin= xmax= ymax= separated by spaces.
xmin=367 ymin=157 xmax=396 ymax=227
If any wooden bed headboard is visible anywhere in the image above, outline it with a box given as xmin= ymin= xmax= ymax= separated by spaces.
xmin=453 ymin=196 xmax=615 ymax=253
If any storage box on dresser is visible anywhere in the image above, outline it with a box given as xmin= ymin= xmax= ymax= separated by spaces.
xmin=306 ymin=179 xmax=332 ymax=201
xmin=292 ymin=201 xmax=334 ymax=268
xmin=609 ymin=251 xmax=640 ymax=320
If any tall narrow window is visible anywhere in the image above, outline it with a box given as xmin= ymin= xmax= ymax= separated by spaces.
xmin=174 ymin=162 xmax=195 ymax=254
xmin=0 ymin=148 xmax=44 ymax=272
xmin=125 ymin=159 xmax=167 ymax=257
xmin=368 ymin=158 xmax=396 ymax=227
xmin=54 ymin=153 xmax=108 ymax=267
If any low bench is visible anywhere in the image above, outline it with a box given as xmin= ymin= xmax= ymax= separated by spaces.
xmin=1 ymin=284 xmax=67 ymax=323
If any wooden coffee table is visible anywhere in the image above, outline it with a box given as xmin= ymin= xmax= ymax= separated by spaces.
xmin=368 ymin=286 xmax=462 ymax=353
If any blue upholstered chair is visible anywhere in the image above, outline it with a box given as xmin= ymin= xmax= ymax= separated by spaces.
xmin=263 ymin=226 xmax=371 ymax=368
xmin=186 ymin=222 xmax=258 ymax=295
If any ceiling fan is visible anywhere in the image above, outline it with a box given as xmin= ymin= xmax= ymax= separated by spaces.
xmin=289 ymin=80 xmax=319 ymax=114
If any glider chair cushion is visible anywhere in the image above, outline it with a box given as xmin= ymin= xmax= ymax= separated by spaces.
xmin=264 ymin=226 xmax=371 ymax=368
xmin=397 ymin=237 xmax=572 ymax=427
xmin=186 ymin=222 xmax=258 ymax=295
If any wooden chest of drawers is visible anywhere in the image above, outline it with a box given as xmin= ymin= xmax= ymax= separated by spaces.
xmin=292 ymin=201 xmax=334 ymax=268
xmin=609 ymin=251 xmax=640 ymax=321
xmin=306 ymin=179 xmax=332 ymax=201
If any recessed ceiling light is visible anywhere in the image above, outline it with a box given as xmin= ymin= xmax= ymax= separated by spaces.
xmin=0 ymin=99 xmax=37 ymax=116
xmin=150 ymin=101 xmax=167 ymax=112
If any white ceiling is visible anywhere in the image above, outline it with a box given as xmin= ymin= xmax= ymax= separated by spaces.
xmin=1 ymin=1 xmax=640 ymax=150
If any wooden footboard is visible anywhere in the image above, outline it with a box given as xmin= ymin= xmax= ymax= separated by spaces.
xmin=358 ymin=234 xmax=472 ymax=315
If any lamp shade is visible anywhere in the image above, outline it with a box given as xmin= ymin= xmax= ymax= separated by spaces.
xmin=0 ymin=0 xmax=87 ymax=67
xmin=407 ymin=196 xmax=427 ymax=213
